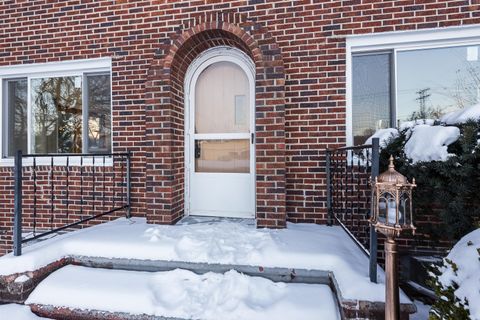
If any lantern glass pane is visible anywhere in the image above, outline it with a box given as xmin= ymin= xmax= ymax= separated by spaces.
xmin=387 ymin=197 xmax=397 ymax=225
xmin=378 ymin=192 xmax=397 ymax=225
xmin=378 ymin=197 xmax=387 ymax=223
xmin=400 ymin=192 xmax=411 ymax=226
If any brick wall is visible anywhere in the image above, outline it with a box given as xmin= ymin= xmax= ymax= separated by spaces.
xmin=0 ymin=0 xmax=479 ymax=254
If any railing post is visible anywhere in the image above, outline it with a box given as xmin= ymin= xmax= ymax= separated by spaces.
xmin=13 ymin=150 xmax=23 ymax=256
xmin=326 ymin=150 xmax=333 ymax=226
xmin=369 ymin=137 xmax=380 ymax=283
xmin=126 ymin=151 xmax=132 ymax=219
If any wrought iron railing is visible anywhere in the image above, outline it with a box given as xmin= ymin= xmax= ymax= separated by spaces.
xmin=13 ymin=150 xmax=131 ymax=256
xmin=326 ymin=138 xmax=379 ymax=282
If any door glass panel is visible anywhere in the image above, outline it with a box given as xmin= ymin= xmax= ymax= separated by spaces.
xmin=195 ymin=139 xmax=249 ymax=173
xmin=195 ymin=61 xmax=249 ymax=134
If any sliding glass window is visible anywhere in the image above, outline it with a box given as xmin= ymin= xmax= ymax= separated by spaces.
xmin=352 ymin=43 xmax=480 ymax=144
xmin=2 ymin=72 xmax=111 ymax=157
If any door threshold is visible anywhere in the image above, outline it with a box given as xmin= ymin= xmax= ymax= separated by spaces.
xmin=179 ymin=215 xmax=256 ymax=226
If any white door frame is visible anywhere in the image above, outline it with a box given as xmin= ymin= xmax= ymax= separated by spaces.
xmin=184 ymin=46 xmax=256 ymax=217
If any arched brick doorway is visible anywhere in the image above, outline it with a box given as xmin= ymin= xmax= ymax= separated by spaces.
xmin=145 ymin=21 xmax=286 ymax=228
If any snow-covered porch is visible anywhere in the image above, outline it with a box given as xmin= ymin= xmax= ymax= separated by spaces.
xmin=0 ymin=216 xmax=415 ymax=319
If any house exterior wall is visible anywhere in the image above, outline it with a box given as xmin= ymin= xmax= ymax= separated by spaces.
xmin=0 ymin=0 xmax=479 ymax=255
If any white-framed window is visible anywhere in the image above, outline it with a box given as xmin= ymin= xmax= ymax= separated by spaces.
xmin=346 ymin=25 xmax=480 ymax=146
xmin=0 ymin=58 xmax=112 ymax=160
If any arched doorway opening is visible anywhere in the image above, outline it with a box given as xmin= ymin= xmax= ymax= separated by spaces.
xmin=145 ymin=23 xmax=287 ymax=227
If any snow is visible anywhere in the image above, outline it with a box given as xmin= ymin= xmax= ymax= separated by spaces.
xmin=411 ymin=300 xmax=431 ymax=320
xmin=26 ymin=265 xmax=340 ymax=320
xmin=14 ymin=274 xmax=30 ymax=283
xmin=364 ymin=128 xmax=399 ymax=148
xmin=0 ymin=217 xmax=409 ymax=303
xmin=404 ymin=125 xmax=460 ymax=163
xmin=438 ymin=228 xmax=480 ymax=319
xmin=0 ymin=304 xmax=49 ymax=319
xmin=399 ymin=119 xmax=435 ymax=131
xmin=441 ymin=103 xmax=480 ymax=125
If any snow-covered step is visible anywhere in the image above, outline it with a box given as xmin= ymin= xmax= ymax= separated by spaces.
xmin=0 ymin=303 xmax=48 ymax=319
xmin=26 ymin=265 xmax=341 ymax=320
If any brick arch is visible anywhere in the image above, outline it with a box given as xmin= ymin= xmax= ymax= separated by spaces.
xmin=145 ymin=20 xmax=286 ymax=228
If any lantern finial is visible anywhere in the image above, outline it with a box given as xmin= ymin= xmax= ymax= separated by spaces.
xmin=388 ymin=155 xmax=395 ymax=171
xmin=377 ymin=155 xmax=407 ymax=184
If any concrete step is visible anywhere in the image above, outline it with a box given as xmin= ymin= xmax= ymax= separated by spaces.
xmin=26 ymin=265 xmax=341 ymax=320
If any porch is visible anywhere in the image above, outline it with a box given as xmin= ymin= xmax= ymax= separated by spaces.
xmin=0 ymin=139 xmax=422 ymax=319
xmin=0 ymin=216 xmax=415 ymax=319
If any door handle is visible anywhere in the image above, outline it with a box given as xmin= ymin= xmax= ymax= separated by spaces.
xmin=251 ymin=133 xmax=255 ymax=144
xmin=194 ymin=140 xmax=201 ymax=159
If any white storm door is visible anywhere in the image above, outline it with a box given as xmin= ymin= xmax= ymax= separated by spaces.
xmin=188 ymin=60 xmax=254 ymax=218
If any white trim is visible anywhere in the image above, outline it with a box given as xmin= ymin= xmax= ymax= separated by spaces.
xmin=0 ymin=58 xmax=111 ymax=78
xmin=346 ymin=24 xmax=480 ymax=52
xmin=346 ymin=25 xmax=480 ymax=146
xmin=0 ymin=58 xmax=113 ymax=166
xmin=0 ymin=157 xmax=113 ymax=167
xmin=184 ymin=46 xmax=256 ymax=218
xmin=193 ymin=133 xmax=251 ymax=140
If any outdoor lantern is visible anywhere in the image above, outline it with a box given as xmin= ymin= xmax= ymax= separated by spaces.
xmin=371 ymin=156 xmax=416 ymax=238
xmin=370 ymin=155 xmax=416 ymax=320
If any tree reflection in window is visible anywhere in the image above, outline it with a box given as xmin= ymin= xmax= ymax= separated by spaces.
xmin=5 ymin=79 xmax=28 ymax=157
xmin=32 ymin=76 xmax=82 ymax=153
xmin=87 ymin=74 xmax=111 ymax=153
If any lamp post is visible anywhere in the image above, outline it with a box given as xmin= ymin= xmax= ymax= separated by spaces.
xmin=370 ymin=156 xmax=416 ymax=320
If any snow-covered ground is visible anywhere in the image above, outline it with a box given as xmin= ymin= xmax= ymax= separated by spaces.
xmin=0 ymin=303 xmax=49 ymax=319
xmin=26 ymin=265 xmax=340 ymax=320
xmin=0 ymin=217 xmax=407 ymax=303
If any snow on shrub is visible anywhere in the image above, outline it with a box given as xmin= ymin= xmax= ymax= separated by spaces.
xmin=429 ymin=228 xmax=480 ymax=320
xmin=364 ymin=103 xmax=480 ymax=163
xmin=404 ymin=125 xmax=460 ymax=163
xmin=367 ymin=120 xmax=479 ymax=241
xmin=399 ymin=119 xmax=435 ymax=131
xmin=441 ymin=103 xmax=480 ymax=125
xmin=364 ymin=128 xmax=399 ymax=149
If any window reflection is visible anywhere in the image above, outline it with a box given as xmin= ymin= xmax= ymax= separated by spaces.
xmin=352 ymin=53 xmax=391 ymax=145
xmin=87 ymin=74 xmax=111 ymax=153
xmin=31 ymin=76 xmax=83 ymax=153
xmin=4 ymin=79 xmax=28 ymax=157
xmin=397 ymin=45 xmax=480 ymax=123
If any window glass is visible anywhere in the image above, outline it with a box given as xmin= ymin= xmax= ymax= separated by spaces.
xmin=31 ymin=76 xmax=83 ymax=153
xmin=87 ymin=74 xmax=111 ymax=153
xmin=3 ymin=79 xmax=28 ymax=157
xmin=2 ymin=71 xmax=112 ymax=157
xmin=195 ymin=139 xmax=249 ymax=173
xmin=195 ymin=61 xmax=250 ymax=134
xmin=397 ymin=45 xmax=480 ymax=123
xmin=352 ymin=53 xmax=391 ymax=145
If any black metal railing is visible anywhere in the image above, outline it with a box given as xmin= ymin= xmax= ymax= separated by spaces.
xmin=326 ymin=138 xmax=379 ymax=282
xmin=13 ymin=150 xmax=131 ymax=256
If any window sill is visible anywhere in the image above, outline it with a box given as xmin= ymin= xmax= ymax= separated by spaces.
xmin=0 ymin=156 xmax=114 ymax=167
